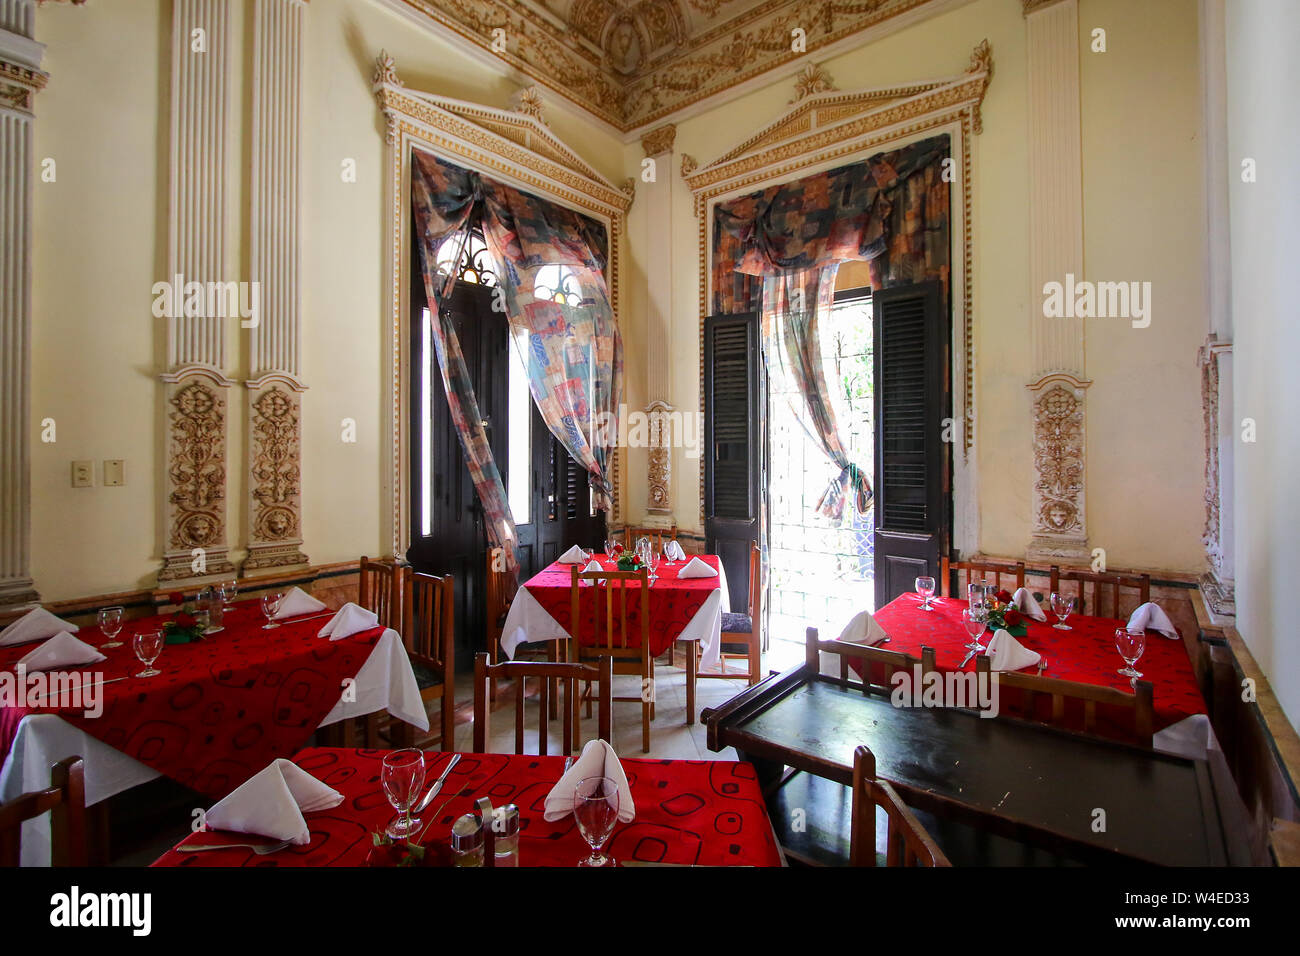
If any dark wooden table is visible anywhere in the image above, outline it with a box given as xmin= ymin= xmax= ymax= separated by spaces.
xmin=704 ymin=664 xmax=1248 ymax=866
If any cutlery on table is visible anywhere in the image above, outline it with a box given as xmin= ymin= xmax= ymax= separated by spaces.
xmin=177 ymin=839 xmax=291 ymax=855
xmin=958 ymin=647 xmax=979 ymax=669
xmin=414 ymin=753 xmax=461 ymax=812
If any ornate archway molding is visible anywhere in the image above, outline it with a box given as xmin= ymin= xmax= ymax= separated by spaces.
xmin=374 ymin=53 xmax=634 ymax=559
xmin=682 ymin=42 xmax=990 ymax=551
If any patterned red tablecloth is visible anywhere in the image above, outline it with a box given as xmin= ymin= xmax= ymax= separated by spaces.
xmin=152 ymin=747 xmax=784 ymax=867
xmin=523 ymin=556 xmax=721 ymax=658
xmin=870 ymin=593 xmax=1206 ymax=731
xmin=0 ymin=602 xmax=385 ymax=798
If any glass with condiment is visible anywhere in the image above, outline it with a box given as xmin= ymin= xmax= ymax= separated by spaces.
xmin=492 ymin=804 xmax=520 ymax=867
xmin=450 ymin=813 xmax=485 ymax=866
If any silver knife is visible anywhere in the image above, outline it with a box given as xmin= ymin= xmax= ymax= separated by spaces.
xmin=957 ymin=648 xmax=978 ymax=669
xmin=415 ymin=753 xmax=461 ymax=812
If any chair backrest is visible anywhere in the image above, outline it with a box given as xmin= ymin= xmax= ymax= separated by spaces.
xmin=850 ymin=746 xmax=950 ymax=867
xmin=941 ymin=555 xmax=1026 ymax=599
xmin=473 ymin=652 xmax=612 ymax=755
xmin=569 ymin=566 xmax=650 ymax=656
xmin=623 ymin=526 xmax=678 ymax=552
xmin=0 ymin=756 xmax=87 ymax=867
xmin=1049 ymin=566 xmax=1151 ymax=619
xmin=401 ymin=568 xmax=454 ymax=672
xmin=746 ymin=542 xmax=762 ymax=620
xmin=975 ymin=656 xmax=1154 ymax=746
xmin=359 ymin=555 xmax=402 ymax=629
xmin=484 ymin=549 xmax=517 ymax=630
xmin=806 ymin=626 xmax=935 ymax=696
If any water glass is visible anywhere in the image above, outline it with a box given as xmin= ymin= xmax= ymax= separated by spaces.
xmin=219 ymin=580 xmax=237 ymax=606
xmin=1049 ymin=592 xmax=1075 ymax=630
xmin=98 ymin=605 xmax=124 ymax=649
xmin=1114 ymin=628 xmax=1146 ymax=682
xmin=133 ymin=629 xmax=164 ymax=678
xmin=574 ymin=775 xmax=620 ymax=867
xmin=915 ymin=576 xmax=936 ymax=611
xmin=646 ymin=551 xmax=661 ymax=584
xmin=961 ymin=609 xmax=987 ymax=652
xmin=261 ymin=592 xmax=283 ymax=629
xmin=604 ymin=538 xmax=619 ymax=561
xmin=381 ymin=749 xmax=426 ymax=840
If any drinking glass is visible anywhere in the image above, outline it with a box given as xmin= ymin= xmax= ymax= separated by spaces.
xmin=381 ymin=749 xmax=426 ymax=840
xmin=133 ymin=630 xmax=163 ymax=678
xmin=961 ymin=609 xmax=987 ymax=652
xmin=636 ymin=536 xmax=651 ymax=557
xmin=646 ymin=551 xmax=661 ymax=584
xmin=967 ymin=583 xmax=990 ymax=616
xmin=915 ymin=576 xmax=936 ymax=611
xmin=604 ymin=538 xmax=619 ymax=561
xmin=574 ymin=775 xmax=620 ymax=867
xmin=98 ymin=606 xmax=124 ymax=649
xmin=1114 ymin=628 xmax=1146 ymax=682
xmin=1049 ymin=592 xmax=1075 ymax=630
xmin=219 ymin=580 xmax=237 ymax=606
xmin=261 ymin=592 xmax=283 ymax=629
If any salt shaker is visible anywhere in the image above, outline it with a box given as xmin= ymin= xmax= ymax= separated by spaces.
xmin=450 ymin=813 xmax=484 ymax=866
xmin=491 ymin=804 xmax=520 ymax=867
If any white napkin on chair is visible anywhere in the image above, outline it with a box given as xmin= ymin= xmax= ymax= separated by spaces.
xmin=984 ymin=628 xmax=1041 ymax=672
xmin=316 ymin=603 xmax=379 ymax=641
xmin=664 ymin=540 xmax=686 ymax=561
xmin=204 ymin=758 xmax=343 ymax=845
xmin=0 ymin=607 xmax=80 ymax=647
xmin=558 ymin=545 xmax=588 ymax=564
xmin=837 ymin=610 xmax=890 ymax=647
xmin=18 ymin=632 xmax=107 ymax=672
xmin=678 ymin=556 xmax=718 ymax=579
xmin=1009 ymin=587 xmax=1047 ymax=622
xmin=1127 ymin=602 xmax=1179 ymax=638
xmin=274 ymin=586 xmax=327 ymax=619
xmin=543 ymin=739 xmax=635 ymax=823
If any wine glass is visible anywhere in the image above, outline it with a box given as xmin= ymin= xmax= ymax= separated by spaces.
xmin=381 ymin=749 xmax=426 ymax=840
xmin=1114 ymin=628 xmax=1146 ymax=683
xmin=604 ymin=537 xmax=619 ymax=562
xmin=915 ymin=576 xmax=936 ymax=611
xmin=133 ymin=630 xmax=163 ymax=678
xmin=219 ymin=580 xmax=237 ymax=606
xmin=1049 ymin=592 xmax=1075 ymax=630
xmin=261 ymin=592 xmax=283 ymax=629
xmin=961 ymin=609 xmax=987 ymax=653
xmin=574 ymin=775 xmax=620 ymax=867
xmin=646 ymin=550 xmax=661 ymax=584
xmin=98 ymin=606 xmax=124 ymax=649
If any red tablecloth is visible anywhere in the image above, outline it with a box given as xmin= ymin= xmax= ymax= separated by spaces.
xmin=152 ymin=747 xmax=784 ymax=867
xmin=871 ymin=593 xmax=1206 ymax=731
xmin=524 ymin=556 xmax=721 ymax=658
xmin=0 ymin=602 xmax=385 ymax=797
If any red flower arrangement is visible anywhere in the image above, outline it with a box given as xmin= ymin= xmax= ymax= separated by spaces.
xmin=162 ymin=590 xmax=206 ymax=644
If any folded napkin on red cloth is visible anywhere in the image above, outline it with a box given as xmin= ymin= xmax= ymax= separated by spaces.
xmin=1009 ymin=587 xmax=1047 ymax=622
xmin=317 ymin=603 xmax=379 ymax=641
xmin=664 ymin=540 xmax=686 ymax=561
xmin=204 ymin=758 xmax=343 ymax=845
xmin=18 ymin=632 xmax=106 ymax=672
xmin=0 ymin=607 xmax=79 ymax=647
xmin=836 ymin=609 xmax=889 ymax=646
xmin=274 ymin=586 xmax=327 ymax=619
xmin=543 ymin=739 xmax=635 ymax=824
xmin=558 ymin=545 xmax=589 ymax=564
xmin=1127 ymin=602 xmax=1179 ymax=638
xmin=984 ymin=628 xmax=1040 ymax=672
xmin=678 ymin=556 xmax=718 ymax=579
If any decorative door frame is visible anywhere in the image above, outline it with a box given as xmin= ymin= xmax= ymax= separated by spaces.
xmin=373 ymin=54 xmax=634 ymax=560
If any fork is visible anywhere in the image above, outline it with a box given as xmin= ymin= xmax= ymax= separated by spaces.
xmin=177 ymin=839 xmax=291 ymax=855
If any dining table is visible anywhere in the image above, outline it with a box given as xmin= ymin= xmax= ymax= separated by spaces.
xmin=0 ymin=599 xmax=427 ymax=866
xmin=152 ymin=746 xmax=785 ymax=867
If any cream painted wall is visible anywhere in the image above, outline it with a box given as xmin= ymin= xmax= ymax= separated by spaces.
xmin=1225 ymin=0 xmax=1300 ymax=731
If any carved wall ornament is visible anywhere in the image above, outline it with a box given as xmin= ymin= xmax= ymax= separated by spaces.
xmin=680 ymin=153 xmax=698 ymax=177
xmin=373 ymin=49 xmax=403 ymax=88
xmin=1197 ymin=334 xmax=1232 ymax=611
xmin=641 ymin=123 xmax=676 ymax=157
xmin=0 ymin=61 xmax=49 ymax=114
xmin=513 ymin=86 xmax=548 ymax=125
xmin=1026 ymin=375 xmax=1090 ymax=561
xmin=646 ymin=401 xmax=673 ymax=515
xmin=245 ymin=381 xmax=309 ymax=571
xmin=789 ymin=64 xmax=835 ymax=104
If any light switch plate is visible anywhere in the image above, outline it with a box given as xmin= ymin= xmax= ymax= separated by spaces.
xmin=103 ymin=459 xmax=125 ymax=487
xmin=72 ymin=460 xmax=94 ymax=488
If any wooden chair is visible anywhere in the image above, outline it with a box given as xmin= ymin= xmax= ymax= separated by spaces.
xmin=623 ymin=525 xmax=678 ymax=553
xmin=850 ymin=746 xmax=950 ymax=867
xmin=473 ymin=652 xmax=612 ymax=755
xmin=0 ymin=757 xmax=87 ymax=867
xmin=806 ymin=625 xmax=936 ymax=696
xmin=696 ymin=543 xmax=762 ymax=693
xmin=398 ymin=568 xmax=455 ymax=748
xmin=941 ymin=555 xmax=1026 ymax=599
xmin=359 ymin=555 xmax=402 ymax=629
xmin=975 ymin=656 xmax=1154 ymax=746
xmin=569 ymin=566 xmax=654 ymax=753
xmin=1049 ymin=566 xmax=1151 ymax=619
xmin=484 ymin=549 xmax=518 ymax=704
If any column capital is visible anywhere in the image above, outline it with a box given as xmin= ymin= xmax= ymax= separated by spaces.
xmin=640 ymin=123 xmax=675 ymax=158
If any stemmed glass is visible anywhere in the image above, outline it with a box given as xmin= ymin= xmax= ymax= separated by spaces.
xmin=646 ymin=550 xmax=661 ymax=584
xmin=574 ymin=775 xmax=620 ymax=867
xmin=1114 ymin=628 xmax=1146 ymax=684
xmin=915 ymin=576 xmax=936 ymax=611
xmin=1049 ymin=592 xmax=1075 ymax=630
xmin=604 ymin=538 xmax=620 ymax=562
xmin=133 ymin=630 xmax=164 ymax=678
xmin=98 ymin=606 xmax=124 ymax=649
xmin=381 ymin=749 xmax=426 ymax=840
xmin=260 ymin=592 xmax=283 ymax=629
xmin=219 ymin=580 xmax=237 ymax=607
xmin=961 ymin=608 xmax=987 ymax=653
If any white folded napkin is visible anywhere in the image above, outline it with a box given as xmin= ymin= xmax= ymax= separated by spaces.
xmin=836 ymin=609 xmax=890 ymax=647
xmin=316 ymin=602 xmax=379 ymax=641
xmin=204 ymin=758 xmax=343 ymax=845
xmin=678 ymin=556 xmax=718 ymax=579
xmin=1127 ymin=602 xmax=1179 ymax=638
xmin=983 ymin=628 xmax=1041 ymax=672
xmin=582 ymin=559 xmax=604 ymax=574
xmin=664 ymin=540 xmax=686 ymax=561
xmin=0 ymin=607 xmax=80 ymax=647
xmin=543 ymin=739 xmax=635 ymax=824
xmin=18 ymin=632 xmax=107 ymax=672
xmin=558 ymin=545 xmax=588 ymax=564
xmin=1009 ymin=587 xmax=1047 ymax=622
xmin=274 ymin=586 xmax=327 ymax=619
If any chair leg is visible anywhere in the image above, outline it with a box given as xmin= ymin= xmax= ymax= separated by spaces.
xmin=364 ymin=713 xmax=381 ymax=749
xmin=748 ymin=633 xmax=761 ymax=685
xmin=489 ymin=635 xmax=499 ymax=705
xmin=642 ymin=699 xmax=651 ymax=753
xmin=668 ymin=643 xmax=675 ymax=666
xmin=686 ymin=641 xmax=697 ymax=725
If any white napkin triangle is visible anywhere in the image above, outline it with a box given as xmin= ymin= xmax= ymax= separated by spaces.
xmin=558 ymin=545 xmax=588 ymax=564
xmin=582 ymin=559 xmax=604 ymax=574
xmin=1127 ymin=602 xmax=1178 ymax=638
xmin=18 ymin=631 xmax=107 ymax=672
xmin=274 ymin=586 xmax=327 ymax=619
xmin=678 ymin=556 xmax=718 ymax=579
xmin=0 ymin=607 xmax=80 ymax=647
xmin=1010 ymin=587 xmax=1047 ymax=622
xmin=543 ymin=739 xmax=635 ymax=823
xmin=664 ymin=540 xmax=686 ymax=561
xmin=984 ymin=628 xmax=1041 ymax=672
xmin=205 ymin=758 xmax=343 ymax=845
xmin=316 ymin=602 xmax=379 ymax=641
xmin=836 ymin=609 xmax=890 ymax=647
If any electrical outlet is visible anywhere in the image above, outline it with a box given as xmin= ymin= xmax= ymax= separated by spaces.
xmin=103 ymin=459 xmax=125 ymax=487
xmin=72 ymin=460 xmax=94 ymax=488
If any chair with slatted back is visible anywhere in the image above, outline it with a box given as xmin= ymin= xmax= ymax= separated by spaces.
xmin=851 ymin=746 xmax=950 ymax=867
xmin=940 ymin=554 xmax=1026 ymax=599
xmin=484 ymin=550 xmax=518 ymax=705
xmin=806 ymin=626 xmax=936 ymax=695
xmin=1048 ymin=566 xmax=1151 ymax=619
xmin=974 ymin=656 xmax=1154 ymax=746
xmin=399 ymin=568 xmax=455 ymax=748
xmin=569 ymin=566 xmax=654 ymax=752
xmin=696 ymin=543 xmax=762 ymax=695
xmin=359 ymin=555 xmax=402 ymax=629
xmin=473 ymin=652 xmax=612 ymax=755
xmin=0 ymin=757 xmax=87 ymax=867
xmin=623 ymin=525 xmax=678 ymax=553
